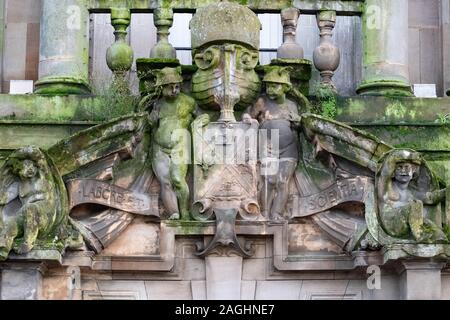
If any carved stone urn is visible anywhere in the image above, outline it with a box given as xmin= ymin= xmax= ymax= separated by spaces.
xmin=190 ymin=1 xmax=261 ymax=122
xmin=313 ymin=10 xmax=340 ymax=89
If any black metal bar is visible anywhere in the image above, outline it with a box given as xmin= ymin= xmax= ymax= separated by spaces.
xmin=174 ymin=47 xmax=278 ymax=52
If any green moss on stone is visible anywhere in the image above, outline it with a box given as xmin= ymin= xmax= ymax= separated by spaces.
xmin=311 ymin=86 xmax=338 ymax=119
xmin=385 ymin=101 xmax=407 ymax=119
xmin=165 ymin=220 xmax=213 ymax=234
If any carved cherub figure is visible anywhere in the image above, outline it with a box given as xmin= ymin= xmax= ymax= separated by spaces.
xmin=0 ymin=146 xmax=70 ymax=259
xmin=243 ymin=66 xmax=301 ymax=221
xmin=377 ymin=149 xmax=447 ymax=243
xmin=147 ymin=67 xmax=198 ymax=220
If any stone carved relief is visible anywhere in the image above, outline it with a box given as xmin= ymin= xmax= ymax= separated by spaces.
xmin=148 ymin=67 xmax=197 ymax=221
xmin=375 ymin=149 xmax=448 ymax=244
xmin=243 ymin=66 xmax=301 ymax=221
xmin=50 ymin=114 xmax=161 ymax=253
xmin=1 ymin=2 xmax=450 ymax=264
xmin=190 ymin=2 xmax=261 ymax=122
xmin=0 ymin=146 xmax=82 ymax=260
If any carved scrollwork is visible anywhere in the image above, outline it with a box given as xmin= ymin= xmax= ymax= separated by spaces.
xmin=194 ymin=46 xmax=220 ymax=70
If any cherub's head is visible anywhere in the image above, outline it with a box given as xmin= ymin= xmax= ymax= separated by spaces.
xmin=162 ymin=82 xmax=181 ymax=99
xmin=394 ymin=162 xmax=418 ymax=185
xmin=7 ymin=146 xmax=46 ymax=180
xmin=263 ymin=67 xmax=292 ymax=102
xmin=265 ymin=82 xmax=290 ymax=101
xmin=155 ymin=67 xmax=183 ymax=100
xmin=18 ymin=159 xmax=37 ymax=179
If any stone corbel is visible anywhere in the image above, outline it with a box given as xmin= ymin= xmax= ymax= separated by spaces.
xmin=194 ymin=208 xmax=253 ymax=258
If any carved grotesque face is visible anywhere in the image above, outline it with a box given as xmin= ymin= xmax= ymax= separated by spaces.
xmin=266 ymin=82 xmax=288 ymax=101
xmin=394 ymin=162 xmax=416 ymax=184
xmin=162 ymin=82 xmax=181 ymax=99
xmin=19 ymin=159 xmax=37 ymax=179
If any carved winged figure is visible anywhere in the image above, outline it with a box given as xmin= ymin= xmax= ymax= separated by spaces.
xmin=0 ymin=146 xmax=77 ymax=260
xmin=376 ymin=149 xmax=448 ymax=243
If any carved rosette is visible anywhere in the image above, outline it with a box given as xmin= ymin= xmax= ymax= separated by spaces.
xmin=313 ymin=10 xmax=340 ymax=90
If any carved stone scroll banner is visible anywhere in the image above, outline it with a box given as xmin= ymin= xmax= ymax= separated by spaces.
xmin=291 ymin=177 xmax=370 ymax=217
xmin=67 ymin=179 xmax=159 ymax=216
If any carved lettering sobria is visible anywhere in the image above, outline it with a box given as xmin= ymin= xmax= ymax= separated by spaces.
xmin=293 ymin=178 xmax=368 ymax=217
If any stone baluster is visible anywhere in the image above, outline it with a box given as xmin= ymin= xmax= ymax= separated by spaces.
xmin=277 ymin=7 xmax=304 ymax=59
xmin=35 ymin=0 xmax=90 ymax=95
xmin=313 ymin=10 xmax=340 ymax=90
xmin=150 ymin=7 xmax=176 ymax=59
xmin=106 ymin=7 xmax=134 ymax=93
xmin=357 ymin=0 xmax=412 ymax=96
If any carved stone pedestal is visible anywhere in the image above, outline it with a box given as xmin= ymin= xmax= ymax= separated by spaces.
xmin=0 ymin=263 xmax=46 ymax=300
xmin=206 ymin=256 xmax=243 ymax=300
xmin=397 ymin=260 xmax=446 ymax=300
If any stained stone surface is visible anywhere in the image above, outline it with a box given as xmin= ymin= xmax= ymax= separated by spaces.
xmin=100 ymin=218 xmax=160 ymax=256
xmin=288 ymin=220 xmax=343 ymax=255
xmin=0 ymin=0 xmax=450 ymax=301
xmin=1 ymin=267 xmax=42 ymax=300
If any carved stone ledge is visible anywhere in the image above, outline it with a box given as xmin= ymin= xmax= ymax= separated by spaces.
xmin=59 ymin=219 xmax=450 ymax=274
xmin=7 ymin=249 xmax=63 ymax=264
xmin=60 ymin=220 xmax=386 ymax=272
xmin=63 ymin=222 xmax=176 ymax=272
xmin=381 ymin=244 xmax=450 ymax=265
xmin=397 ymin=260 xmax=447 ymax=273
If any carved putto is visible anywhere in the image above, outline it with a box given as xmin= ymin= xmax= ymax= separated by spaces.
xmin=376 ymin=149 xmax=447 ymax=243
xmin=243 ymin=66 xmax=301 ymax=221
xmin=148 ymin=67 xmax=198 ymax=221
xmin=0 ymin=146 xmax=81 ymax=260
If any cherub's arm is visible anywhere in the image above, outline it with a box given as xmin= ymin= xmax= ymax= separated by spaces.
xmin=0 ymin=182 xmax=19 ymax=206
xmin=148 ymin=103 xmax=160 ymax=127
xmin=192 ymin=100 xmax=204 ymax=119
xmin=378 ymin=157 xmax=397 ymax=202
xmin=415 ymin=189 xmax=446 ymax=205
xmin=288 ymin=102 xmax=302 ymax=129
xmin=191 ymin=102 xmax=210 ymax=130
xmin=243 ymin=98 xmax=264 ymax=123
